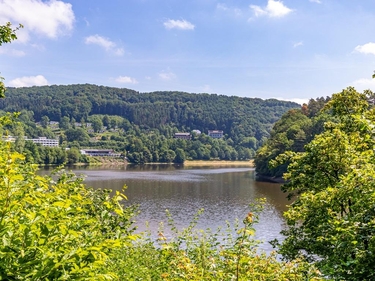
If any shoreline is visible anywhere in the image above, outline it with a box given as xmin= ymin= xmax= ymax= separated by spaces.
xmin=70 ymin=159 xmax=254 ymax=167
xmin=39 ymin=158 xmax=255 ymax=168
xmin=183 ymin=160 xmax=254 ymax=167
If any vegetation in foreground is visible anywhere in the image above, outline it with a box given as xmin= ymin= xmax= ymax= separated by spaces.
xmin=270 ymin=87 xmax=375 ymax=280
xmin=0 ymin=22 xmax=325 ymax=280
xmin=0 ymin=134 xmax=324 ymax=279
xmin=4 ymin=21 xmax=375 ymax=280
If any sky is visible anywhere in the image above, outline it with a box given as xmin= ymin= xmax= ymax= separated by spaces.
xmin=1 ymin=0 xmax=375 ymax=104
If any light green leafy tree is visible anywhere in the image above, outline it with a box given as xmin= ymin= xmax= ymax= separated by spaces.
xmin=0 ymin=23 xmax=138 ymax=279
xmin=0 ymin=22 xmax=22 ymax=98
xmin=272 ymin=87 xmax=375 ymax=280
xmin=0 ymin=128 xmax=138 ymax=279
xmin=112 ymin=200 xmax=325 ymax=280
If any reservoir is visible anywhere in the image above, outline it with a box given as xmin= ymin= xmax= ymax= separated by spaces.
xmin=40 ymin=164 xmax=288 ymax=252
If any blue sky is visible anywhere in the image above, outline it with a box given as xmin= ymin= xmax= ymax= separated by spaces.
xmin=1 ymin=0 xmax=375 ymax=104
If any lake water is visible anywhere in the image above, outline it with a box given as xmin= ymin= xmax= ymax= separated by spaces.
xmin=39 ymin=164 xmax=289 ymax=252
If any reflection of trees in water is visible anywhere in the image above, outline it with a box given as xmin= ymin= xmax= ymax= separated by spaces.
xmin=38 ymin=166 xmax=287 ymax=253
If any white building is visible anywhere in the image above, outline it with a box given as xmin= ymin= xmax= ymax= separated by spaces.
xmin=3 ymin=136 xmax=59 ymax=147
xmin=208 ymin=130 xmax=224 ymax=138
xmin=174 ymin=133 xmax=191 ymax=140
xmin=80 ymin=149 xmax=121 ymax=157
xmin=27 ymin=137 xmax=59 ymax=147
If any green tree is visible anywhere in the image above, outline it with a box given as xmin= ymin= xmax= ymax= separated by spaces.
xmin=40 ymin=115 xmax=50 ymax=128
xmin=255 ymin=106 xmax=323 ymax=178
xmin=0 ymin=22 xmax=22 ymax=98
xmin=65 ymin=127 xmax=90 ymax=143
xmin=102 ymin=115 xmax=110 ymax=128
xmin=273 ymin=87 xmax=375 ymax=280
xmin=173 ymin=148 xmax=186 ymax=163
xmin=0 ymin=118 xmax=138 ymax=279
xmin=91 ymin=115 xmax=103 ymax=133
xmin=67 ymin=147 xmax=81 ymax=164
xmin=59 ymin=116 xmax=70 ymax=130
xmin=160 ymin=149 xmax=176 ymax=163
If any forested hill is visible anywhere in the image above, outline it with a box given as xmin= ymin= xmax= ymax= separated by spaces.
xmin=2 ymin=84 xmax=299 ymax=141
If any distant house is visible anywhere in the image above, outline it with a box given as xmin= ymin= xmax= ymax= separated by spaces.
xmin=29 ymin=137 xmax=59 ymax=147
xmin=3 ymin=136 xmax=59 ymax=147
xmin=208 ymin=130 xmax=224 ymax=139
xmin=80 ymin=149 xmax=121 ymax=157
xmin=174 ymin=133 xmax=191 ymax=140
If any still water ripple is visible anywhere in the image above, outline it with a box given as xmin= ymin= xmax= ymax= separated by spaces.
xmin=39 ymin=165 xmax=288 ymax=252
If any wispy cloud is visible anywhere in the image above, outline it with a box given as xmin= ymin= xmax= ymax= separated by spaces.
xmin=0 ymin=48 xmax=26 ymax=57
xmin=8 ymin=75 xmax=48 ymax=87
xmin=201 ymin=85 xmax=213 ymax=93
xmin=85 ymin=35 xmax=124 ymax=56
xmin=293 ymin=41 xmax=303 ymax=48
xmin=115 ymin=76 xmax=138 ymax=84
xmin=250 ymin=0 xmax=293 ymax=18
xmin=216 ymin=3 xmax=242 ymax=17
xmin=159 ymin=71 xmax=176 ymax=80
xmin=163 ymin=19 xmax=195 ymax=30
xmin=273 ymin=97 xmax=308 ymax=105
xmin=354 ymin=42 xmax=375 ymax=55
xmin=0 ymin=0 xmax=75 ymax=42
xmin=351 ymin=78 xmax=375 ymax=91
xmin=309 ymin=0 xmax=322 ymax=3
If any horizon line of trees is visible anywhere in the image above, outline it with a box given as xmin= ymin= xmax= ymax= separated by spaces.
xmin=2 ymin=84 xmax=299 ymax=146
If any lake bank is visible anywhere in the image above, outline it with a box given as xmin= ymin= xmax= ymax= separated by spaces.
xmin=70 ymin=158 xmax=254 ymax=168
xmin=183 ymin=160 xmax=254 ymax=167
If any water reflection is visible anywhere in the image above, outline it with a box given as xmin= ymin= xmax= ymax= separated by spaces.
xmin=39 ymin=165 xmax=288 ymax=252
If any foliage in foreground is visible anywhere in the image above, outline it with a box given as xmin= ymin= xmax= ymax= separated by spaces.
xmin=0 ymin=112 xmax=328 ymax=277
xmin=0 ymin=116 xmax=138 ymax=280
xmin=112 ymin=203 xmax=325 ymax=281
xmin=272 ymin=87 xmax=375 ymax=280
xmin=0 ymin=22 xmax=23 ymax=98
xmin=0 ymin=21 xmax=324 ymax=280
xmin=0 ymin=121 xmax=325 ymax=279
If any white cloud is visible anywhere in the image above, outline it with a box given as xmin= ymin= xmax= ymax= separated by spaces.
xmin=201 ymin=85 xmax=213 ymax=93
xmin=115 ymin=76 xmax=138 ymax=84
xmin=30 ymin=43 xmax=45 ymax=51
xmin=273 ymin=97 xmax=308 ymax=105
xmin=354 ymin=42 xmax=375 ymax=55
xmin=351 ymin=78 xmax=375 ymax=91
xmin=309 ymin=0 xmax=322 ymax=3
xmin=85 ymin=35 xmax=124 ymax=56
xmin=293 ymin=41 xmax=303 ymax=48
xmin=164 ymin=19 xmax=195 ymax=30
xmin=250 ymin=0 xmax=293 ymax=18
xmin=0 ymin=48 xmax=26 ymax=57
xmin=0 ymin=0 xmax=75 ymax=42
xmin=217 ymin=3 xmax=228 ymax=11
xmin=8 ymin=75 xmax=48 ymax=87
xmin=159 ymin=72 xmax=176 ymax=80
xmin=216 ymin=3 xmax=242 ymax=17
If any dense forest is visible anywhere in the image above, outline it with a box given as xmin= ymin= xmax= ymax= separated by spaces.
xmin=1 ymin=84 xmax=299 ymax=164
xmin=254 ymin=89 xmax=375 ymax=179
xmin=2 ymin=84 xmax=299 ymax=141
xmin=254 ymin=96 xmax=331 ymax=179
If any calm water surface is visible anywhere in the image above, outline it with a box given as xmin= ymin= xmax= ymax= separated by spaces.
xmin=40 ymin=165 xmax=289 ymax=252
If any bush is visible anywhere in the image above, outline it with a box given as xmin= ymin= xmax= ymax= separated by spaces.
xmin=111 ymin=201 xmax=326 ymax=280
xmin=0 ymin=135 xmax=137 ymax=279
